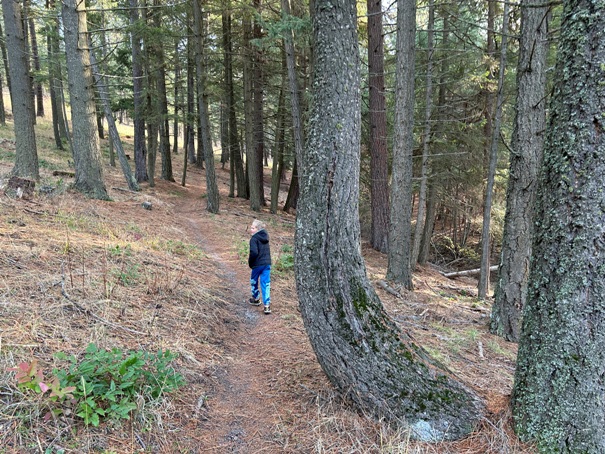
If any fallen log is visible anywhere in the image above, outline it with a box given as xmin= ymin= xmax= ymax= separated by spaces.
xmin=442 ymin=265 xmax=498 ymax=279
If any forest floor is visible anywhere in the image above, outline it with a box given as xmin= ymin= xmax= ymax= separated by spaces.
xmin=0 ymin=124 xmax=535 ymax=453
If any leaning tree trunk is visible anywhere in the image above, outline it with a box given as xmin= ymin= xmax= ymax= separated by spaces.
xmin=295 ymin=0 xmax=483 ymax=441
xmin=490 ymin=0 xmax=549 ymax=342
xmin=511 ymin=0 xmax=605 ymax=451
xmin=2 ymin=0 xmax=39 ymax=180
xmin=89 ymin=43 xmax=139 ymax=191
xmin=62 ymin=0 xmax=107 ymax=199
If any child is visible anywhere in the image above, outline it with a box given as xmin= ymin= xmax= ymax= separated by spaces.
xmin=248 ymin=219 xmax=272 ymax=314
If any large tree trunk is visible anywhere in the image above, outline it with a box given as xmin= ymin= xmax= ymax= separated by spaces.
xmin=192 ymin=0 xmax=219 ymax=213
xmin=367 ymin=0 xmax=389 ymax=253
xmin=295 ymin=0 xmax=483 ymax=441
xmin=2 ymin=0 xmax=39 ymax=180
xmin=386 ymin=0 xmax=415 ymax=289
xmin=62 ymin=0 xmax=108 ymax=199
xmin=130 ymin=0 xmax=148 ymax=183
xmin=511 ymin=1 xmax=605 ymax=450
xmin=490 ymin=0 xmax=549 ymax=342
xmin=478 ymin=0 xmax=510 ymax=298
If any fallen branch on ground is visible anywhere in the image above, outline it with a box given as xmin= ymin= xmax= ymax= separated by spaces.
xmin=442 ymin=265 xmax=498 ymax=279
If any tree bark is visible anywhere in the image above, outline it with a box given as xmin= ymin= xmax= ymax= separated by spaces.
xmin=367 ymin=0 xmax=389 ymax=253
xmin=222 ymin=8 xmax=245 ymax=198
xmin=130 ymin=0 xmax=148 ymax=183
xmin=2 ymin=0 xmax=39 ymax=180
xmin=172 ymin=38 xmax=181 ymax=158
xmin=62 ymin=0 xmax=108 ymax=199
xmin=149 ymin=0 xmax=173 ymax=183
xmin=0 ymin=20 xmax=11 ymax=93
xmin=26 ymin=17 xmax=43 ymax=118
xmin=490 ymin=0 xmax=549 ymax=342
xmin=386 ymin=0 xmax=415 ymax=289
xmin=478 ymin=0 xmax=510 ymax=298
xmin=296 ymin=0 xmax=483 ymax=441
xmin=185 ymin=29 xmax=196 ymax=166
xmin=411 ymin=0 xmax=435 ymax=267
xmin=251 ymin=0 xmax=265 ymax=208
xmin=46 ymin=0 xmax=69 ymax=148
xmin=89 ymin=43 xmax=139 ymax=192
xmin=192 ymin=0 xmax=219 ymax=213
xmin=271 ymin=49 xmax=286 ymax=214
xmin=281 ymin=0 xmax=304 ymax=214
xmin=511 ymin=0 xmax=605 ymax=450
xmin=45 ymin=0 xmax=62 ymax=148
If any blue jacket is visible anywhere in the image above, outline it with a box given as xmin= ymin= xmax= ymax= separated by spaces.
xmin=249 ymin=229 xmax=272 ymax=268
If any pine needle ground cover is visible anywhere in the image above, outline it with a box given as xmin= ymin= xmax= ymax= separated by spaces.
xmin=0 ymin=119 xmax=533 ymax=452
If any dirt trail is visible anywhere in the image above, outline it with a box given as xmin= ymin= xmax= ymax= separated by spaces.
xmin=173 ymin=192 xmax=309 ymax=452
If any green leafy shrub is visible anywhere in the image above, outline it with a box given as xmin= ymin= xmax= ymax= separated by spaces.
xmin=8 ymin=344 xmax=185 ymax=428
xmin=111 ymin=263 xmax=140 ymax=286
xmin=52 ymin=343 xmax=184 ymax=426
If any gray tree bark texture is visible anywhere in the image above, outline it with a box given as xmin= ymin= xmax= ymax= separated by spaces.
xmin=478 ymin=0 xmax=510 ymax=299
xmin=367 ymin=0 xmax=389 ymax=253
xmin=2 ymin=0 xmax=39 ymax=180
xmin=386 ymin=0 xmax=415 ymax=289
xmin=411 ymin=0 xmax=434 ymax=267
xmin=62 ymin=0 xmax=108 ymax=200
xmin=89 ymin=44 xmax=139 ymax=192
xmin=192 ymin=0 xmax=219 ymax=214
xmin=490 ymin=0 xmax=549 ymax=342
xmin=129 ymin=0 xmax=148 ymax=183
xmin=512 ymin=0 xmax=605 ymax=450
xmin=222 ymin=9 xmax=246 ymax=198
xmin=294 ymin=0 xmax=483 ymax=441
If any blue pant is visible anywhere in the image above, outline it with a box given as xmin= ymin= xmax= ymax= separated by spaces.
xmin=250 ymin=265 xmax=271 ymax=306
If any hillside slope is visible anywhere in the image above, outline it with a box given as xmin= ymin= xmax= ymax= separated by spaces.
xmin=0 ymin=132 xmax=532 ymax=452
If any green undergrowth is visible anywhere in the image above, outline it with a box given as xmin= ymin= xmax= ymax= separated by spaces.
xmin=6 ymin=343 xmax=184 ymax=428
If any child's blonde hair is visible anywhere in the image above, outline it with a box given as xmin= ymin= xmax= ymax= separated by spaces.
xmin=252 ymin=219 xmax=266 ymax=230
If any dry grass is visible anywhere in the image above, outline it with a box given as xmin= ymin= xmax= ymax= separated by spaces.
xmin=0 ymin=114 xmax=536 ymax=453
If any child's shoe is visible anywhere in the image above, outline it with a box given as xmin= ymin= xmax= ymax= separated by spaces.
xmin=264 ymin=305 xmax=271 ymax=314
xmin=248 ymin=298 xmax=261 ymax=306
